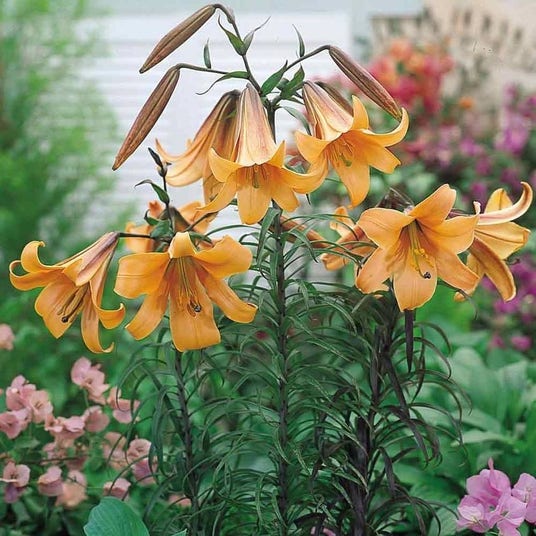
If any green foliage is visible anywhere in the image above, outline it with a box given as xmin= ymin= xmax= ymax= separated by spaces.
xmin=84 ymin=497 xmax=150 ymax=536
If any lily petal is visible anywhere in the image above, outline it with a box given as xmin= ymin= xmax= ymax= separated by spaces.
xmin=9 ymin=261 xmax=60 ymax=291
xmin=277 ymin=161 xmax=326 ymax=195
xmin=169 ymin=277 xmax=220 ymax=351
xmin=355 ymin=247 xmax=391 ymax=294
xmin=331 ymin=154 xmax=371 ymax=207
xmin=197 ymin=269 xmax=257 ymax=323
xmin=126 ymin=277 xmax=169 ymax=341
xmin=294 ymin=131 xmax=332 ymax=163
xmin=478 ymin=182 xmax=533 ymax=225
xmin=468 ymin=237 xmax=516 ymax=301
xmin=20 ymin=241 xmax=56 ymax=273
xmin=195 ymin=235 xmax=252 ymax=278
xmin=358 ymin=208 xmax=413 ymax=249
xmin=476 ymin=222 xmax=530 ymax=259
xmin=208 ymin=148 xmax=242 ymax=183
xmin=361 ymin=108 xmax=409 ymax=146
xmin=197 ymin=177 xmax=238 ymax=215
xmin=423 ymin=214 xmax=478 ymax=254
xmin=409 ymin=184 xmax=456 ymax=226
xmin=81 ymin=301 xmax=114 ymax=354
xmin=350 ymin=96 xmax=370 ymax=130
xmin=236 ymin=171 xmax=272 ymax=224
xmin=115 ymin=253 xmax=170 ymax=298
xmin=269 ymin=174 xmax=300 ymax=213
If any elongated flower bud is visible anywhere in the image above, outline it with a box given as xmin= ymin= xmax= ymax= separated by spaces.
xmin=113 ymin=67 xmax=180 ymax=170
xmin=140 ymin=5 xmax=216 ymax=73
xmin=329 ymin=46 xmax=401 ymax=121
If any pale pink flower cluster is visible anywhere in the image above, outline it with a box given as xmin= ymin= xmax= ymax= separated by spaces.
xmin=102 ymin=433 xmax=157 ymax=487
xmin=457 ymin=459 xmax=536 ymax=535
xmin=0 ymin=324 xmax=15 ymax=351
xmin=0 ymin=357 xmax=148 ymax=508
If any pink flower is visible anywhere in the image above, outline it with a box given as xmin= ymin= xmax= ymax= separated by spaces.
xmin=1 ymin=462 xmax=30 ymax=504
xmin=513 ymin=473 xmax=536 ymax=523
xmin=0 ymin=324 xmax=15 ymax=350
xmin=71 ymin=357 xmax=109 ymax=404
xmin=456 ymin=495 xmax=493 ymax=533
xmin=45 ymin=415 xmax=85 ymax=444
xmin=168 ymin=494 xmax=192 ymax=508
xmin=28 ymin=390 xmax=53 ymax=423
xmin=103 ymin=432 xmax=127 ymax=470
xmin=103 ymin=478 xmax=131 ymax=499
xmin=131 ymin=458 xmax=156 ymax=486
xmin=127 ymin=438 xmax=156 ymax=486
xmin=107 ymin=387 xmax=140 ymax=424
xmin=83 ymin=406 xmax=110 ymax=433
xmin=6 ymin=375 xmax=36 ymax=411
xmin=466 ymin=458 xmax=511 ymax=509
xmin=56 ymin=470 xmax=87 ymax=509
xmin=0 ymin=409 xmax=29 ymax=439
xmin=126 ymin=438 xmax=151 ymax=463
xmin=38 ymin=466 xmax=63 ymax=497
xmin=489 ymin=492 xmax=527 ymax=536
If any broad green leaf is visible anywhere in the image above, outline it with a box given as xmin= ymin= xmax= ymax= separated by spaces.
xmin=84 ymin=497 xmax=149 ymax=536
xmin=458 ymin=429 xmax=515 ymax=445
xmin=260 ymin=62 xmax=288 ymax=96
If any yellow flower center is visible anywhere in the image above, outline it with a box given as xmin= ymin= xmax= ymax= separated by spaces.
xmin=176 ymin=258 xmax=202 ymax=316
xmin=329 ymin=137 xmax=354 ymax=167
xmin=407 ymin=222 xmax=432 ymax=280
xmin=59 ymin=285 xmax=89 ymax=323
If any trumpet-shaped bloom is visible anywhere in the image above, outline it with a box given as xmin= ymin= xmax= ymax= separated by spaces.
xmin=157 ymin=90 xmax=239 ymax=203
xmin=321 ymin=206 xmax=375 ymax=271
xmin=114 ymin=232 xmax=257 ymax=351
xmin=124 ymin=200 xmax=214 ymax=253
xmin=295 ymin=81 xmax=409 ymax=207
xmin=198 ymin=85 xmax=325 ymax=224
xmin=355 ymin=185 xmax=479 ymax=310
xmin=459 ymin=182 xmax=532 ymax=301
xmin=9 ymin=233 xmax=125 ymax=353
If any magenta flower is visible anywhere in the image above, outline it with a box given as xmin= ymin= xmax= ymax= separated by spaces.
xmin=456 ymin=495 xmax=493 ymax=533
xmin=513 ymin=473 xmax=536 ymax=523
xmin=488 ymin=492 xmax=527 ymax=536
xmin=466 ymin=459 xmax=511 ymax=509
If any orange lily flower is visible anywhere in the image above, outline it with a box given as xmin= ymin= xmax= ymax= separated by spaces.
xmin=156 ymin=90 xmax=239 ymax=203
xmin=321 ymin=206 xmax=375 ymax=271
xmin=295 ymin=81 xmax=409 ymax=207
xmin=9 ymin=233 xmax=125 ymax=353
xmin=197 ymin=85 xmax=325 ymax=225
xmin=114 ymin=232 xmax=257 ymax=351
xmin=458 ymin=182 xmax=532 ymax=301
xmin=124 ymin=200 xmax=215 ymax=253
xmin=355 ymin=185 xmax=479 ymax=310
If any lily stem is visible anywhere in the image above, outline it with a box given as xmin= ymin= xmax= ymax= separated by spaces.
xmin=175 ymin=348 xmax=201 ymax=534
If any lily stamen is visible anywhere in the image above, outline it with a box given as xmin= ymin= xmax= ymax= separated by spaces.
xmin=407 ymin=223 xmax=432 ymax=279
xmin=59 ymin=287 xmax=89 ymax=324
xmin=177 ymin=258 xmax=201 ymax=317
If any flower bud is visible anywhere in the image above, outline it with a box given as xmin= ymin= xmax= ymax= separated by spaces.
xmin=329 ymin=46 xmax=402 ymax=121
xmin=140 ymin=5 xmax=216 ymax=73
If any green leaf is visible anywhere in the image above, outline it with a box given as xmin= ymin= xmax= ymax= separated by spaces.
xmin=260 ymin=62 xmax=288 ymax=96
xmin=458 ymin=429 xmax=515 ymax=445
xmin=203 ymin=39 xmax=212 ymax=69
xmin=84 ymin=497 xmax=149 ymax=536
xmin=197 ymin=71 xmax=249 ymax=95
xmin=293 ymin=25 xmax=305 ymax=57
xmin=280 ymin=66 xmax=305 ymax=99
xmin=217 ymin=17 xmax=245 ymax=54
xmin=281 ymin=106 xmax=310 ymax=133
xmin=242 ymin=17 xmax=270 ymax=54
xmin=135 ymin=179 xmax=170 ymax=204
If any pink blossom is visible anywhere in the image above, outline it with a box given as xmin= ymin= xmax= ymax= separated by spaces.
xmin=107 ymin=387 xmax=139 ymax=424
xmin=6 ymin=375 xmax=36 ymax=411
xmin=83 ymin=406 xmax=110 ymax=433
xmin=126 ymin=438 xmax=151 ymax=464
xmin=456 ymin=495 xmax=493 ymax=533
xmin=466 ymin=458 xmax=511 ymax=509
xmin=28 ymin=390 xmax=53 ymax=423
xmin=45 ymin=415 xmax=85 ymax=444
xmin=103 ymin=432 xmax=127 ymax=470
xmin=71 ymin=357 xmax=109 ymax=404
xmin=131 ymin=458 xmax=156 ymax=486
xmin=0 ymin=324 xmax=15 ymax=350
xmin=103 ymin=478 xmax=131 ymax=499
xmin=168 ymin=494 xmax=192 ymax=508
xmin=1 ymin=462 xmax=30 ymax=503
xmin=0 ymin=409 xmax=29 ymax=439
xmin=489 ymin=492 xmax=527 ymax=536
xmin=38 ymin=466 xmax=63 ymax=497
xmin=513 ymin=473 xmax=536 ymax=523
xmin=56 ymin=470 xmax=87 ymax=509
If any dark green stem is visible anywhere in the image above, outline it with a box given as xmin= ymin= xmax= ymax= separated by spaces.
xmin=175 ymin=349 xmax=201 ymax=534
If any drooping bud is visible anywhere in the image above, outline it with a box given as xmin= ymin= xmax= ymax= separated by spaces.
xmin=328 ymin=46 xmax=402 ymax=121
xmin=140 ymin=5 xmax=217 ymax=73
xmin=113 ymin=67 xmax=180 ymax=170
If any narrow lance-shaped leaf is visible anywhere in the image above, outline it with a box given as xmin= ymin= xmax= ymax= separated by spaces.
xmin=293 ymin=25 xmax=306 ymax=57
xmin=139 ymin=5 xmax=216 ymax=72
xmin=242 ymin=17 xmax=271 ymax=54
xmin=203 ymin=39 xmax=212 ymax=68
xmin=329 ymin=45 xmax=402 ymax=121
xmin=135 ymin=179 xmax=170 ymax=205
xmin=217 ymin=15 xmax=245 ymax=54
xmin=113 ymin=67 xmax=180 ymax=170
xmin=261 ymin=62 xmax=288 ymax=96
